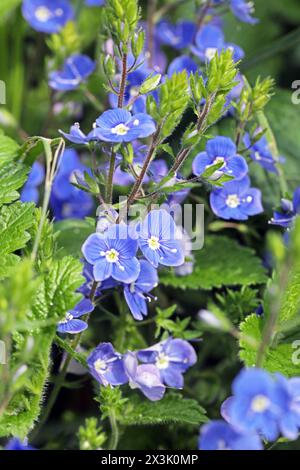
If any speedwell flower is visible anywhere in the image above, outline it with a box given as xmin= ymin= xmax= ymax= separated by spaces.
xmin=138 ymin=338 xmax=197 ymax=389
xmin=93 ymin=108 xmax=156 ymax=143
xmin=193 ymin=136 xmax=248 ymax=181
xmin=87 ymin=343 xmax=128 ymax=386
xmin=244 ymin=132 xmax=278 ymax=173
xmin=156 ymin=20 xmax=196 ymax=50
xmin=270 ymin=188 xmax=300 ymax=229
xmin=124 ymin=352 xmax=165 ymax=401
xmin=230 ymin=0 xmax=258 ymax=24
xmin=22 ymin=0 xmax=74 ymax=34
xmin=49 ymin=54 xmax=95 ymax=91
xmin=59 ymin=122 xmax=98 ymax=145
xmin=138 ymin=209 xmax=184 ymax=268
xmin=198 ymin=420 xmax=263 ymax=450
xmin=191 ymin=25 xmax=244 ymax=63
xmin=210 ymin=175 xmax=263 ymax=221
xmin=82 ymin=224 xmax=140 ymax=283
xmin=57 ymin=298 xmax=94 ymax=334
xmin=124 ymin=260 xmax=158 ymax=321
xmin=222 ymin=368 xmax=284 ymax=441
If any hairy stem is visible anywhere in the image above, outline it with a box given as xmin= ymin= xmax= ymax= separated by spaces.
xmin=108 ymin=409 xmax=119 ymax=450
xmin=118 ymin=53 xmax=128 ymax=108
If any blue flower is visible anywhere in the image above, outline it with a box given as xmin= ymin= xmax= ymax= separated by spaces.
xmin=124 ymin=351 xmax=165 ymax=401
xmin=124 ymin=260 xmax=158 ymax=321
xmin=156 ymin=20 xmax=196 ymax=50
xmin=191 ymin=25 xmax=244 ymax=63
xmin=22 ymin=0 xmax=74 ymax=34
xmin=50 ymin=148 xmax=94 ymax=220
xmin=210 ymin=175 xmax=263 ymax=220
xmin=274 ymin=375 xmax=300 ymax=440
xmin=198 ymin=421 xmax=263 ymax=450
xmin=87 ymin=343 xmax=128 ymax=386
xmin=59 ymin=122 xmax=98 ymax=145
xmin=78 ymin=260 xmax=118 ymax=298
xmin=138 ymin=338 xmax=197 ymax=389
xmin=270 ymin=188 xmax=300 ymax=228
xmin=230 ymin=0 xmax=258 ymax=25
xmin=138 ymin=209 xmax=184 ymax=268
xmin=5 ymin=438 xmax=36 ymax=450
xmin=223 ymin=368 xmax=285 ymax=441
xmin=94 ymin=108 xmax=156 ymax=143
xmin=57 ymin=298 xmax=94 ymax=334
xmin=82 ymin=224 xmax=140 ymax=283
xmin=244 ymin=132 xmax=278 ymax=173
xmin=20 ymin=161 xmax=44 ymax=204
xmin=193 ymin=136 xmax=248 ymax=181
xmin=168 ymin=55 xmax=198 ymax=77
xmin=49 ymin=54 xmax=95 ymax=91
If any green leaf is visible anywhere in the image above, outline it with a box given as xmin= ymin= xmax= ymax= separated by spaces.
xmin=0 ymin=256 xmax=84 ymax=438
xmin=0 ymin=134 xmax=20 ymax=164
xmin=32 ymin=256 xmax=84 ymax=320
xmin=0 ymin=254 xmax=20 ymax=280
xmin=0 ymin=161 xmax=29 ymax=206
xmin=0 ymin=202 xmax=35 ymax=255
xmin=160 ymin=236 xmax=267 ymax=290
xmin=119 ymin=393 xmax=207 ymax=426
xmin=239 ymin=315 xmax=300 ymax=376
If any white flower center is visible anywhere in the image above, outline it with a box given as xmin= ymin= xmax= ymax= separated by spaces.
xmin=251 ymin=394 xmax=270 ymax=413
xmin=254 ymin=151 xmax=262 ymax=161
xmin=59 ymin=313 xmax=73 ymax=324
xmin=94 ymin=359 xmax=107 ymax=373
xmin=226 ymin=194 xmax=240 ymax=208
xmin=205 ymin=47 xmax=218 ymax=61
xmin=111 ymin=123 xmax=130 ymax=135
xmin=35 ymin=6 xmax=52 ymax=22
xmin=147 ymin=235 xmax=160 ymax=250
xmin=105 ymin=248 xmax=119 ymax=263
xmin=156 ymin=353 xmax=169 ymax=369
xmin=213 ymin=156 xmax=225 ymax=166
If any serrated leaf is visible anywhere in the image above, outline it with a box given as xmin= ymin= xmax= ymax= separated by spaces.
xmin=0 ymin=202 xmax=35 ymax=255
xmin=0 ymin=254 xmax=20 ymax=280
xmin=0 ymin=256 xmax=84 ymax=438
xmin=119 ymin=393 xmax=207 ymax=426
xmin=160 ymin=236 xmax=267 ymax=290
xmin=0 ymin=161 xmax=29 ymax=205
xmin=239 ymin=314 xmax=300 ymax=376
xmin=0 ymin=134 xmax=20 ymax=164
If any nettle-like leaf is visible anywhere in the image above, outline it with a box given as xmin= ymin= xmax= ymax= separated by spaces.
xmin=0 ymin=161 xmax=29 ymax=206
xmin=0 ymin=133 xmax=20 ymax=164
xmin=119 ymin=393 xmax=207 ymax=426
xmin=0 ymin=256 xmax=84 ymax=438
xmin=160 ymin=236 xmax=267 ymax=290
xmin=0 ymin=202 xmax=35 ymax=256
xmin=239 ymin=314 xmax=300 ymax=376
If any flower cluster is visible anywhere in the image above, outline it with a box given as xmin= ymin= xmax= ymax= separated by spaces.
xmin=199 ymin=368 xmax=300 ymax=450
xmin=87 ymin=337 xmax=197 ymax=401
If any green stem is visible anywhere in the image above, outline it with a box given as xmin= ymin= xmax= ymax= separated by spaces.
xmin=107 ymin=149 xmax=116 ymax=204
xmin=31 ymin=138 xmax=65 ymax=262
xmin=108 ymin=409 xmax=119 ymax=450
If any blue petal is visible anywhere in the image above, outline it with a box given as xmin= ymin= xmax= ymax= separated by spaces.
xmin=225 ymin=155 xmax=248 ymax=180
xmin=93 ymin=259 xmax=113 ymax=281
xmin=57 ymin=319 xmax=88 ymax=334
xmin=82 ymin=233 xmax=108 ymax=264
xmin=128 ymin=113 xmax=156 ymax=138
xmin=206 ymin=136 xmax=237 ymax=159
xmin=111 ymin=257 xmax=140 ymax=283
xmin=96 ymin=108 xmax=132 ymax=129
xmin=192 ymin=152 xmax=214 ymax=175
xmin=69 ymin=298 xmax=94 ymax=317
